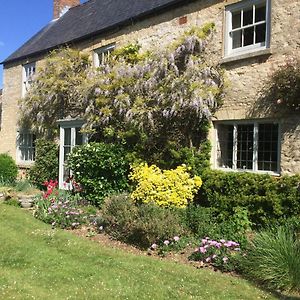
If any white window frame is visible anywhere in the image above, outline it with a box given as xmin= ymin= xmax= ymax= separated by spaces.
xmin=93 ymin=44 xmax=115 ymax=67
xmin=214 ymin=120 xmax=280 ymax=175
xmin=22 ymin=62 xmax=36 ymax=97
xmin=224 ymin=0 xmax=271 ymax=58
xmin=58 ymin=119 xmax=88 ymax=189
xmin=16 ymin=130 xmax=36 ymax=165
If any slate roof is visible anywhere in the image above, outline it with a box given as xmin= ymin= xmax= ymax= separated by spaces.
xmin=3 ymin=0 xmax=192 ymax=64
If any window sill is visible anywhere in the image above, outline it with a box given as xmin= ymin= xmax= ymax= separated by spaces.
xmin=215 ymin=167 xmax=280 ymax=177
xmin=17 ymin=162 xmax=35 ymax=169
xmin=220 ymin=48 xmax=272 ymax=65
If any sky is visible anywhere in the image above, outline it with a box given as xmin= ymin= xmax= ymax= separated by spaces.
xmin=0 ymin=0 xmax=86 ymax=89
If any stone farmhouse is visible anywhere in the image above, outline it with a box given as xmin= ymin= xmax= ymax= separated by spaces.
xmin=0 ymin=0 xmax=299 ymax=188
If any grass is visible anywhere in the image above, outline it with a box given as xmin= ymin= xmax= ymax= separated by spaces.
xmin=239 ymin=226 xmax=300 ymax=292
xmin=0 ymin=204 xmax=276 ymax=300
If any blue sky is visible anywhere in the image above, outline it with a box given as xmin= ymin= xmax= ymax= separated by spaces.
xmin=0 ymin=0 xmax=86 ymax=89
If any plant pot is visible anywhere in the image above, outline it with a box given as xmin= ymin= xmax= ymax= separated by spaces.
xmin=18 ymin=195 xmax=34 ymax=208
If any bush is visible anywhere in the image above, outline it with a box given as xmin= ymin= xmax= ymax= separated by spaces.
xmin=29 ymin=139 xmax=59 ymax=189
xmin=130 ymin=164 xmax=202 ymax=208
xmin=0 ymin=154 xmax=18 ymax=184
xmin=183 ymin=205 xmax=250 ymax=247
xmin=67 ymin=142 xmax=130 ymax=206
xmin=99 ymin=194 xmax=185 ymax=249
xmin=199 ymin=170 xmax=300 ymax=227
xmin=239 ymin=226 xmax=300 ymax=292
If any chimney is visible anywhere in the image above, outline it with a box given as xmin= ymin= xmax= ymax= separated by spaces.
xmin=53 ymin=0 xmax=80 ymax=19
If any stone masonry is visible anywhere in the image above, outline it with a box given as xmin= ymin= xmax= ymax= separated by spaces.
xmin=0 ymin=0 xmax=299 ymax=174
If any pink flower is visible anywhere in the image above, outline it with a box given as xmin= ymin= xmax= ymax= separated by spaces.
xmin=199 ymin=247 xmax=206 ymax=254
xmin=173 ymin=236 xmax=180 ymax=242
xmin=163 ymin=240 xmax=170 ymax=246
xmin=209 ymin=240 xmax=218 ymax=246
xmin=215 ymin=243 xmax=222 ymax=248
xmin=151 ymin=243 xmax=158 ymax=250
xmin=220 ymin=239 xmax=226 ymax=243
xmin=205 ymin=257 xmax=211 ymax=263
xmin=201 ymin=238 xmax=207 ymax=245
xmin=222 ymin=257 xmax=228 ymax=263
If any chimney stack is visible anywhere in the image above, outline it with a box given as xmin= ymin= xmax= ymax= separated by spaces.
xmin=53 ymin=0 xmax=80 ymax=19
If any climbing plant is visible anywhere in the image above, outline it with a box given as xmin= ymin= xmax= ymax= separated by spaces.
xmin=83 ymin=23 xmax=225 ymax=168
xmin=265 ymin=57 xmax=300 ymax=111
xmin=20 ymin=23 xmax=225 ymax=170
xmin=19 ymin=48 xmax=91 ymax=137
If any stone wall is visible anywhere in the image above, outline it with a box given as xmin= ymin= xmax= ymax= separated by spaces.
xmin=1 ymin=0 xmax=299 ymax=174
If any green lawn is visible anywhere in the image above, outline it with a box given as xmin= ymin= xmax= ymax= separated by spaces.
xmin=0 ymin=204 xmax=275 ymax=300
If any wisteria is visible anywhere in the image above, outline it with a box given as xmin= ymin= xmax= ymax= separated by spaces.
xmin=20 ymin=23 xmax=224 ymax=155
xmin=82 ymin=23 xmax=224 ymax=150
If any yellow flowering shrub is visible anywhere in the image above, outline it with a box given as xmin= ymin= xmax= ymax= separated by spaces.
xmin=130 ymin=163 xmax=202 ymax=208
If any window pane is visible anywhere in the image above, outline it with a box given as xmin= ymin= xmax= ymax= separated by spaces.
xmin=255 ymin=23 xmax=266 ymax=43
xmin=232 ymin=11 xmax=241 ymax=29
xmin=18 ymin=132 xmax=35 ymax=161
xmin=216 ymin=124 xmax=234 ymax=168
xmin=75 ymin=128 xmax=83 ymax=146
xmin=255 ymin=4 xmax=266 ymax=22
xmin=237 ymin=124 xmax=254 ymax=170
xmin=258 ymin=124 xmax=279 ymax=172
xmin=232 ymin=30 xmax=242 ymax=49
xmin=243 ymin=8 xmax=253 ymax=26
xmin=244 ymin=27 xmax=254 ymax=46
xmin=64 ymin=128 xmax=71 ymax=146
xmin=64 ymin=146 xmax=71 ymax=162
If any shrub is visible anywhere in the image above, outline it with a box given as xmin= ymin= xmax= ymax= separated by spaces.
xmin=29 ymin=139 xmax=59 ymax=189
xmin=99 ymin=194 xmax=185 ymax=249
xmin=67 ymin=142 xmax=129 ymax=206
xmin=183 ymin=205 xmax=250 ymax=247
xmin=0 ymin=153 xmax=18 ymax=184
xmin=199 ymin=170 xmax=300 ymax=227
xmin=239 ymin=226 xmax=300 ymax=292
xmin=130 ymin=164 xmax=202 ymax=208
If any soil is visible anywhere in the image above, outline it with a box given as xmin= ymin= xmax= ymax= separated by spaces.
xmin=69 ymin=226 xmax=210 ymax=270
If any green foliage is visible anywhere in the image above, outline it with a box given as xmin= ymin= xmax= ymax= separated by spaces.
xmin=99 ymin=194 xmax=185 ymax=249
xmin=200 ymin=170 xmax=300 ymax=227
xmin=0 ymin=154 xmax=18 ymax=184
xmin=239 ymin=226 xmax=300 ymax=292
xmin=264 ymin=57 xmax=300 ymax=110
xmin=113 ymin=43 xmax=145 ymax=64
xmin=19 ymin=48 xmax=91 ymax=136
xmin=130 ymin=163 xmax=202 ymax=208
xmin=183 ymin=205 xmax=249 ymax=247
xmin=29 ymin=139 xmax=59 ymax=189
xmin=4 ymin=198 xmax=21 ymax=207
xmin=67 ymin=142 xmax=130 ymax=206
